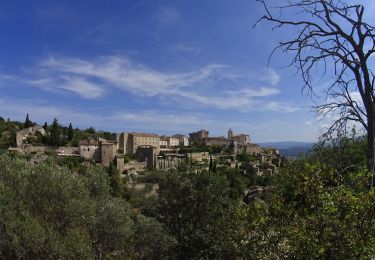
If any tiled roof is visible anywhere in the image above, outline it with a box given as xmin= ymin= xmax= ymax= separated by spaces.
xmin=79 ymin=140 xmax=99 ymax=146
xmin=131 ymin=132 xmax=159 ymax=138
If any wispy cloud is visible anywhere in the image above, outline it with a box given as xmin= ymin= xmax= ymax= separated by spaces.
xmin=0 ymin=97 xmax=219 ymax=133
xmin=157 ymin=6 xmax=182 ymax=25
xmin=0 ymin=55 xmax=294 ymax=112
xmin=262 ymin=68 xmax=280 ymax=86
xmin=171 ymin=44 xmax=201 ymax=54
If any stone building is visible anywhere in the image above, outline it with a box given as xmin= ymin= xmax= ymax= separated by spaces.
xmin=118 ymin=132 xmax=160 ymax=155
xmin=135 ymin=146 xmax=159 ymax=169
xmin=188 ymin=152 xmax=210 ymax=162
xmin=79 ymin=139 xmax=100 ymax=162
xmin=168 ymin=137 xmax=180 ymax=147
xmin=16 ymin=125 xmax=46 ymax=147
xmin=159 ymin=139 xmax=168 ymax=149
xmin=173 ymin=134 xmax=189 ymax=146
xmin=243 ymin=143 xmax=262 ymax=156
xmin=189 ymin=130 xmax=209 ymax=143
xmin=228 ymin=128 xmax=250 ymax=146
xmin=160 ymin=136 xmax=180 ymax=149
xmin=79 ymin=138 xmax=117 ymax=166
xmin=100 ymin=140 xmax=117 ymax=167
xmin=205 ymin=136 xmax=228 ymax=147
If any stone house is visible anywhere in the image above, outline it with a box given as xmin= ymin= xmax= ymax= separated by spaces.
xmin=118 ymin=132 xmax=160 ymax=155
xmin=79 ymin=139 xmax=100 ymax=162
xmin=16 ymin=125 xmax=46 ymax=147
xmin=243 ymin=144 xmax=262 ymax=156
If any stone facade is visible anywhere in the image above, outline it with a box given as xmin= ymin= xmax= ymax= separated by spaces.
xmin=188 ymin=152 xmax=210 ymax=162
xmin=158 ymin=154 xmax=186 ymax=170
xmin=205 ymin=136 xmax=228 ymax=146
xmin=173 ymin=134 xmax=189 ymax=146
xmin=159 ymin=140 xmax=168 ymax=149
xmin=228 ymin=128 xmax=250 ymax=146
xmin=135 ymin=146 xmax=159 ymax=169
xmin=79 ymin=140 xmax=100 ymax=162
xmin=189 ymin=130 xmax=209 ymax=143
xmin=79 ymin=138 xmax=117 ymax=166
xmin=16 ymin=125 xmax=46 ymax=147
xmin=118 ymin=132 xmax=160 ymax=155
xmin=243 ymin=144 xmax=262 ymax=156
xmin=100 ymin=141 xmax=117 ymax=167
xmin=160 ymin=136 xmax=184 ymax=149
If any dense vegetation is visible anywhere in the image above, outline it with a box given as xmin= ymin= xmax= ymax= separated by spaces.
xmin=0 ymin=117 xmax=21 ymax=149
xmin=0 ymin=156 xmax=174 ymax=259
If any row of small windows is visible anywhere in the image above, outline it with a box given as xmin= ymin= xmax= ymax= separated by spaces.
xmin=82 ymin=147 xmax=98 ymax=152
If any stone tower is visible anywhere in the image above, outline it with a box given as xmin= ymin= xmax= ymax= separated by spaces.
xmin=228 ymin=128 xmax=233 ymax=140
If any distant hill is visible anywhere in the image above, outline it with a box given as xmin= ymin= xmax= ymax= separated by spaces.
xmin=256 ymin=141 xmax=315 ymax=158
xmin=256 ymin=141 xmax=314 ymax=149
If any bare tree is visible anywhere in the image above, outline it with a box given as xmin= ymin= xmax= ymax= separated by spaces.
xmin=256 ymin=0 xmax=375 ymax=187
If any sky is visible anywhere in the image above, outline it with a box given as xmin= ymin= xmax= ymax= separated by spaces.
xmin=0 ymin=0 xmax=374 ymax=142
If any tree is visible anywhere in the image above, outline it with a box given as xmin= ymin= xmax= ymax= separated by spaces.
xmin=257 ymin=0 xmax=375 ymax=186
xmin=24 ymin=114 xmax=32 ymax=128
xmin=42 ymin=122 xmax=48 ymax=132
xmin=49 ymin=118 xmax=61 ymax=146
xmin=208 ymin=154 xmax=213 ymax=173
xmin=132 ymin=215 xmax=176 ymax=259
xmin=156 ymin=170 xmax=241 ymax=258
xmin=107 ymin=162 xmax=124 ymax=197
xmin=241 ymin=160 xmax=375 ymax=258
xmin=85 ymin=127 xmax=96 ymax=135
xmin=0 ymin=154 xmax=175 ymax=259
xmin=68 ymin=123 xmax=74 ymax=142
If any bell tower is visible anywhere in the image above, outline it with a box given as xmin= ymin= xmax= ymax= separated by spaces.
xmin=228 ymin=128 xmax=233 ymax=140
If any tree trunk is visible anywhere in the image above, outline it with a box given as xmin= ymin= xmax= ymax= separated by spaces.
xmin=367 ymin=103 xmax=375 ymax=188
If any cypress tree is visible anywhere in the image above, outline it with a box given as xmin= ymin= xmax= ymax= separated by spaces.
xmin=43 ymin=122 xmax=48 ymax=132
xmin=209 ymin=154 xmax=213 ymax=173
xmin=68 ymin=123 xmax=74 ymax=142
xmin=24 ymin=114 xmax=32 ymax=128
xmin=49 ymin=118 xmax=61 ymax=146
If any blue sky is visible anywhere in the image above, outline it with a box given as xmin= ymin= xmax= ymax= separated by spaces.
xmin=0 ymin=0 xmax=373 ymax=142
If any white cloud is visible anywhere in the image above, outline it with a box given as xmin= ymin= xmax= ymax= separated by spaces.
xmin=264 ymin=68 xmax=281 ymax=86
xmin=0 ymin=55 xmax=293 ymax=112
xmin=263 ymin=101 xmax=300 ymax=112
xmin=28 ymin=76 xmax=105 ymax=99
xmin=0 ymin=97 xmax=219 ymax=133
xmin=349 ymin=91 xmax=363 ymax=105
xmin=172 ymin=44 xmax=201 ymax=54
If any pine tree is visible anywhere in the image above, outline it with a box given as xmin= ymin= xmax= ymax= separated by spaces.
xmin=24 ymin=114 xmax=32 ymax=128
xmin=68 ymin=123 xmax=74 ymax=142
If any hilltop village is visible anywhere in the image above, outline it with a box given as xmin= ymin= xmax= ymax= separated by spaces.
xmin=9 ymin=118 xmax=281 ymax=177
